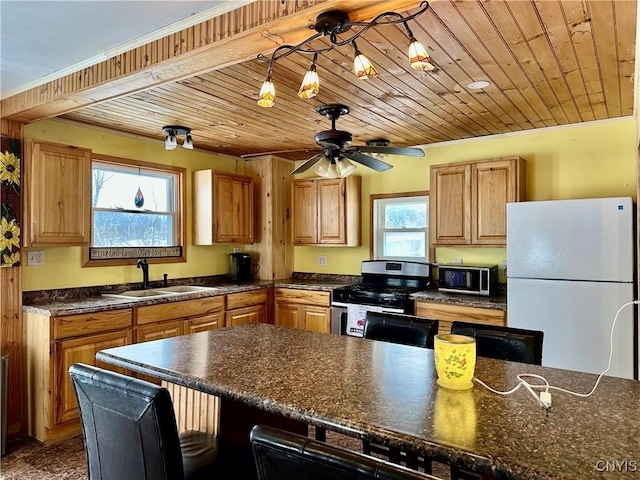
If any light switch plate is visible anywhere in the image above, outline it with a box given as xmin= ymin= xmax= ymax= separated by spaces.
xmin=27 ymin=250 xmax=44 ymax=266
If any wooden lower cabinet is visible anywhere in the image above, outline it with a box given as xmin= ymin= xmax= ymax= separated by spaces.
xmin=24 ymin=308 xmax=134 ymax=444
xmin=186 ymin=313 xmax=223 ymax=333
xmin=54 ymin=330 xmax=133 ymax=425
xmin=23 ymin=289 xmax=273 ymax=444
xmin=136 ymin=320 xmax=184 ymax=343
xmin=414 ymin=300 xmax=507 ymax=336
xmin=274 ymin=288 xmax=331 ymax=333
xmin=226 ymin=289 xmax=269 ymax=326
xmin=226 ymin=304 xmax=266 ymax=326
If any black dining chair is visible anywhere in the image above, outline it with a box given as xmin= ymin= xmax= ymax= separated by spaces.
xmin=363 ymin=311 xmax=439 ymax=348
xmin=69 ymin=363 xmax=256 ymax=480
xmin=250 ymin=425 xmax=441 ymax=480
xmin=449 ymin=321 xmax=544 ymax=365
xmin=362 ymin=311 xmax=439 ymax=472
xmin=448 ymin=322 xmax=544 ymax=480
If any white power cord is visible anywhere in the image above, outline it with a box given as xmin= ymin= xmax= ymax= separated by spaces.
xmin=474 ymin=300 xmax=639 ymax=409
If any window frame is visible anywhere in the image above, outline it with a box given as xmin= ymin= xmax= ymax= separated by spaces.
xmin=369 ymin=191 xmax=430 ymax=263
xmin=82 ymin=154 xmax=187 ymax=267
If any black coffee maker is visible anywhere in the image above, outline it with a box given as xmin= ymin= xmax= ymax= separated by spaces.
xmin=230 ymin=253 xmax=252 ymax=282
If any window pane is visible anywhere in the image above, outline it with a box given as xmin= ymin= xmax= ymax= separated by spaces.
xmin=93 ymin=211 xmax=172 ymax=247
xmin=384 ymin=203 xmax=426 ymax=229
xmin=93 ymin=166 xmax=173 ymax=213
xmin=382 ymin=232 xmax=426 ymax=258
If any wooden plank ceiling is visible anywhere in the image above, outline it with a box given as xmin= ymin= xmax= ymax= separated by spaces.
xmin=10 ymin=1 xmax=640 ymax=161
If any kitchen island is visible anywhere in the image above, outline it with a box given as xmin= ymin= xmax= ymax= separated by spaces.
xmin=97 ymin=323 xmax=640 ymax=480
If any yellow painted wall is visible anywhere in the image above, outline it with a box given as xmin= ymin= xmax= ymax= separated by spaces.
xmin=294 ymin=118 xmax=637 ymax=275
xmin=22 ymin=119 xmax=243 ymax=291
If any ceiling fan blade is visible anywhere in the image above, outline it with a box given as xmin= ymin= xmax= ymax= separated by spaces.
xmin=344 ymin=151 xmax=393 ymax=172
xmin=241 ymin=148 xmax=320 ymax=159
xmin=357 ymin=146 xmax=425 ymax=157
xmin=290 ymin=153 xmax=325 ymax=175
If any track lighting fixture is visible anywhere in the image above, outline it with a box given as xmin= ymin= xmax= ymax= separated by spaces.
xmin=162 ymin=126 xmax=194 ymax=150
xmin=256 ymin=2 xmax=433 ymax=108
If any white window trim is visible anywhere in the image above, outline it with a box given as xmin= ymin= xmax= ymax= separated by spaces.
xmin=371 ymin=192 xmax=429 ymax=262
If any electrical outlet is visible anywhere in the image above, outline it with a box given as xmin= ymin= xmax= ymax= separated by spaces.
xmin=502 ymin=261 xmax=508 ymax=276
xmin=233 ymin=247 xmax=242 ymax=253
xmin=453 ymin=258 xmax=463 ymax=265
xmin=317 ymin=255 xmax=327 ymax=266
xmin=27 ymin=250 xmax=45 ymax=266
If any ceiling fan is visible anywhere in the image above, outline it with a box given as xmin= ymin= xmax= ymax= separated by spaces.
xmin=242 ymin=104 xmax=425 ymax=177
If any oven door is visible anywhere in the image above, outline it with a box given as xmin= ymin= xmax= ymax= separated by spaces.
xmin=331 ymin=301 xmax=404 ymax=337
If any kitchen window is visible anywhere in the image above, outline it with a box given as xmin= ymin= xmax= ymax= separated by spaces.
xmin=371 ymin=192 xmax=429 ymax=262
xmin=84 ymin=155 xmax=186 ymax=266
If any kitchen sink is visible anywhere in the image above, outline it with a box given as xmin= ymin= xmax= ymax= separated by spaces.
xmin=102 ymin=289 xmax=178 ymax=300
xmin=156 ymin=285 xmax=219 ymax=294
xmin=102 ymin=285 xmax=219 ymax=300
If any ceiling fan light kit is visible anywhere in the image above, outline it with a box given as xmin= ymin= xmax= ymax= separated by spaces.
xmin=257 ymin=1 xmax=433 ymax=107
xmin=162 ymin=125 xmax=194 ymax=150
xmin=283 ymin=103 xmax=425 ymax=178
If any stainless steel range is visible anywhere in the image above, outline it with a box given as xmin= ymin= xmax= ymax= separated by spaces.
xmin=331 ymin=260 xmax=431 ymax=337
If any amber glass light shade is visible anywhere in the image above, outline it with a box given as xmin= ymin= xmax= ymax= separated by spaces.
xmin=298 ymin=64 xmax=320 ymax=99
xmin=257 ymin=76 xmax=276 ymax=108
xmin=336 ymin=158 xmax=357 ymax=177
xmin=353 ymin=50 xmax=379 ymax=80
xmin=408 ymin=38 xmax=435 ymax=71
xmin=312 ymin=156 xmax=331 ymax=177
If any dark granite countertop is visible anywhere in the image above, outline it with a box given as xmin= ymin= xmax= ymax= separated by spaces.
xmin=22 ymin=280 xmax=274 ymax=316
xmin=23 ymin=274 xmax=507 ymax=316
xmin=97 ymin=323 xmax=640 ymax=480
xmin=412 ymin=290 xmax=507 ymax=310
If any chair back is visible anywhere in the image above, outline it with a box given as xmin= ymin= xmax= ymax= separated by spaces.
xmin=250 ymin=425 xmax=438 ymax=480
xmin=69 ymin=363 xmax=184 ymax=480
xmin=364 ymin=312 xmax=439 ymax=348
xmin=450 ymin=321 xmax=544 ymax=365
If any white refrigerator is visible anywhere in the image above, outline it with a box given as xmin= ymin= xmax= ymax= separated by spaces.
xmin=507 ymin=197 xmax=637 ymax=379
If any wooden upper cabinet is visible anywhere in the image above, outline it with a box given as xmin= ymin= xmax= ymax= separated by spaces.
xmin=430 ymin=157 xmax=525 ymax=246
xmin=430 ymin=163 xmax=471 ymax=245
xmin=193 ymin=170 xmax=254 ymax=244
xmin=292 ymin=176 xmax=361 ymax=246
xmin=292 ymin=180 xmax=318 ymax=244
xmin=24 ymin=140 xmax=92 ymax=246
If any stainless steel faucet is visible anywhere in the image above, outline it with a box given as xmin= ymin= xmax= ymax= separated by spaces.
xmin=136 ymin=258 xmax=150 ymax=289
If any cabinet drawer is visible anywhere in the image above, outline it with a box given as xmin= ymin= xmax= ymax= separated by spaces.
xmin=226 ymin=289 xmax=268 ymax=310
xmin=136 ymin=296 xmax=225 ymax=325
xmin=53 ymin=309 xmax=133 ymax=340
xmin=415 ymin=301 xmax=506 ymax=327
xmin=275 ymin=288 xmax=330 ymax=306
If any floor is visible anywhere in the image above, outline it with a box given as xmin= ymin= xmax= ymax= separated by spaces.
xmin=1 ymin=431 xmax=451 ymax=480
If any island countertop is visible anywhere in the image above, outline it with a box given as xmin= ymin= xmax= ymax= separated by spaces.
xmin=97 ymin=323 xmax=640 ymax=480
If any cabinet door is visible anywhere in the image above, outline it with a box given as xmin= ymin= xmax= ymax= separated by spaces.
xmin=430 ymin=164 xmax=471 ymax=245
xmin=472 ymin=159 xmax=519 ymax=245
xmin=214 ymin=172 xmax=254 ymax=243
xmin=317 ymin=179 xmax=346 ymax=244
xmin=226 ymin=304 xmax=266 ymax=327
xmin=25 ymin=140 xmax=92 ymax=246
xmin=302 ymin=306 xmax=331 ymax=333
xmin=275 ymin=303 xmax=302 ymax=329
xmin=54 ymin=329 xmax=132 ymax=425
xmin=136 ymin=320 xmax=184 ymax=343
xmin=185 ymin=313 xmax=223 ymax=333
xmin=292 ymin=180 xmax=318 ymax=244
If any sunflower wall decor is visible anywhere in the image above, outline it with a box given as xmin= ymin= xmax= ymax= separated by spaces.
xmin=0 ymin=137 xmax=21 ymax=267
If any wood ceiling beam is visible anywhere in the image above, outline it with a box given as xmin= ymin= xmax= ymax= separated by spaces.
xmin=0 ymin=0 xmax=423 ymax=123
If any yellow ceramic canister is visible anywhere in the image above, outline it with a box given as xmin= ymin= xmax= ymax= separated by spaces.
xmin=433 ymin=334 xmax=476 ymax=390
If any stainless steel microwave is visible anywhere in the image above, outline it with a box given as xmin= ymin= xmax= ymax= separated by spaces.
xmin=437 ymin=264 xmax=499 ymax=296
